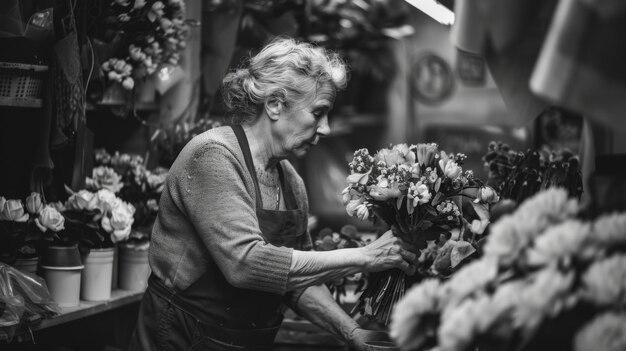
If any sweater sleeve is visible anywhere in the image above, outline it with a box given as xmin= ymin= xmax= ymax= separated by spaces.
xmin=178 ymin=143 xmax=293 ymax=295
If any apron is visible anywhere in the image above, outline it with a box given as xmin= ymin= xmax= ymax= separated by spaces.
xmin=130 ymin=125 xmax=308 ymax=351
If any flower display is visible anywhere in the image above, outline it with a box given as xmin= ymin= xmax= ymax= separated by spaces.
xmin=0 ymin=193 xmax=65 ymax=263
xmin=343 ymin=143 xmax=495 ymax=324
xmin=60 ymin=187 xmax=135 ymax=250
xmin=92 ymin=149 xmax=167 ymax=249
xmin=390 ymin=188 xmax=626 ymax=351
xmin=92 ymin=0 xmax=189 ymax=91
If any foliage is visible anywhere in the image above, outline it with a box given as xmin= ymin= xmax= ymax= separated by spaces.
xmin=483 ymin=141 xmax=583 ymax=206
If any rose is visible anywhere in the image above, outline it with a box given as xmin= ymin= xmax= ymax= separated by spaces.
xmin=25 ymin=192 xmax=43 ymax=214
xmin=87 ymin=166 xmax=124 ymax=193
xmin=101 ymin=201 xmax=135 ymax=242
xmin=66 ymin=190 xmax=98 ymax=211
xmin=122 ymin=77 xmax=134 ymax=90
xmin=439 ymin=157 xmax=462 ymax=179
xmin=1 ymin=199 xmax=29 ymax=222
xmin=95 ymin=189 xmax=121 ymax=214
xmin=35 ymin=205 xmax=65 ymax=232
xmin=145 ymin=171 xmax=167 ymax=193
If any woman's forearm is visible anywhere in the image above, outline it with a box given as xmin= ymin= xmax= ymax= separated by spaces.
xmin=293 ymin=284 xmax=360 ymax=342
xmin=287 ymin=248 xmax=365 ymax=291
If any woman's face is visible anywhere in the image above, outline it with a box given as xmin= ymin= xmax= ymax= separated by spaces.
xmin=275 ymin=84 xmax=335 ymax=158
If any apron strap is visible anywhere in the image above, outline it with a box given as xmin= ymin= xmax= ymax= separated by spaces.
xmin=231 ymin=125 xmax=263 ymax=209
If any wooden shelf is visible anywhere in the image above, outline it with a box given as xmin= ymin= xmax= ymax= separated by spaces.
xmin=0 ymin=97 xmax=42 ymax=108
xmin=31 ymin=289 xmax=144 ymax=331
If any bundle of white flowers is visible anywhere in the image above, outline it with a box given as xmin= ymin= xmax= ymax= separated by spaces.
xmin=390 ymin=188 xmax=626 ymax=351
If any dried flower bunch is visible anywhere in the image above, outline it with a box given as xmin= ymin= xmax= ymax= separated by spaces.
xmin=343 ymin=143 xmax=497 ymax=324
xmin=391 ymin=188 xmax=626 ymax=351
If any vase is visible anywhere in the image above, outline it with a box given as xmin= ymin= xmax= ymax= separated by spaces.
xmin=100 ymin=82 xmax=130 ymax=105
xmin=40 ymin=245 xmax=84 ymax=307
xmin=13 ymin=256 xmax=39 ymax=276
xmin=118 ymin=246 xmax=151 ymax=291
xmin=134 ymin=75 xmax=157 ymax=103
xmin=80 ymin=247 xmax=115 ymax=301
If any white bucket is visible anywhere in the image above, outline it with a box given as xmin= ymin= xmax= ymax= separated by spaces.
xmin=42 ymin=265 xmax=84 ymax=307
xmin=118 ymin=247 xmax=151 ymax=291
xmin=81 ymin=248 xmax=115 ymax=301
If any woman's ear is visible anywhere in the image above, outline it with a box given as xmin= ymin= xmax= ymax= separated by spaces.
xmin=265 ymin=99 xmax=282 ymax=120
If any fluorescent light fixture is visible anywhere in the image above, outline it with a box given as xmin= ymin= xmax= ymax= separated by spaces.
xmin=404 ymin=0 xmax=455 ymax=25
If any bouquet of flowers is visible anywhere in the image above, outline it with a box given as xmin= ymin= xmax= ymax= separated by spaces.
xmin=343 ymin=143 xmax=497 ymax=324
xmin=390 ymin=188 xmax=626 ymax=351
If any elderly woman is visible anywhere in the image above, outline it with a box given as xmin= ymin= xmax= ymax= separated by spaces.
xmin=130 ymin=37 xmax=416 ymax=351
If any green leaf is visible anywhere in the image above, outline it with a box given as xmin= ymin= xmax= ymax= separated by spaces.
xmin=432 ymin=192 xmax=445 ymax=206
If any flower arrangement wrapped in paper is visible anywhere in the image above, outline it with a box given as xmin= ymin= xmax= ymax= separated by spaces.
xmin=390 ymin=188 xmax=626 ymax=351
xmin=343 ymin=143 xmax=498 ymax=324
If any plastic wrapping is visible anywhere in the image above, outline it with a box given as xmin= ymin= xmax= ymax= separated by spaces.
xmin=0 ymin=263 xmax=60 ymax=342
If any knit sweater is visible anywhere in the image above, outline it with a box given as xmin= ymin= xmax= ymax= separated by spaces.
xmin=149 ymin=126 xmax=311 ymax=296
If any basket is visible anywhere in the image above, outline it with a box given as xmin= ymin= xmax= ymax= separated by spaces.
xmin=0 ymin=62 xmax=48 ymax=107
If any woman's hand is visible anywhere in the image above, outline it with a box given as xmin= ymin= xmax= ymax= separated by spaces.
xmin=348 ymin=327 xmax=393 ymax=351
xmin=361 ymin=230 xmax=417 ymax=275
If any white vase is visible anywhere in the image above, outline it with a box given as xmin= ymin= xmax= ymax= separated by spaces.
xmin=118 ymin=246 xmax=151 ymax=291
xmin=81 ymin=248 xmax=115 ymax=301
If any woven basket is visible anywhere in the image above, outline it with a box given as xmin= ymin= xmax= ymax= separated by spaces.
xmin=0 ymin=62 xmax=48 ymax=107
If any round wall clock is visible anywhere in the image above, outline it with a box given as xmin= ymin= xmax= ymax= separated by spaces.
xmin=410 ymin=52 xmax=455 ymax=105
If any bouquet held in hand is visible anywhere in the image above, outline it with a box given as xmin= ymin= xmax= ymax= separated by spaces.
xmin=343 ymin=143 xmax=497 ymax=324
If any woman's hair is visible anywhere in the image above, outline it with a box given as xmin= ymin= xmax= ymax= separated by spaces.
xmin=221 ymin=37 xmax=348 ymax=124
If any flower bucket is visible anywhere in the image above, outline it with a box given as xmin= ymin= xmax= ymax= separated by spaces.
xmin=118 ymin=246 xmax=151 ymax=291
xmin=41 ymin=245 xmax=84 ymax=307
xmin=81 ymin=248 xmax=115 ymax=301
xmin=13 ymin=256 xmax=39 ymax=276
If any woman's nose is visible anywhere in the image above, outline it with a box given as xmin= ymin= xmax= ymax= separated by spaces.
xmin=316 ymin=115 xmax=330 ymax=136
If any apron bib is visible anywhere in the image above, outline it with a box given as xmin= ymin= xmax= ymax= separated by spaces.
xmin=130 ymin=125 xmax=308 ymax=351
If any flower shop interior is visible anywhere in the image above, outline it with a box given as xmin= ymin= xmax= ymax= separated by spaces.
xmin=1 ymin=0 xmax=626 ymax=350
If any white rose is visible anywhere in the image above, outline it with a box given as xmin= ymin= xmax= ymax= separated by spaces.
xmin=25 ymin=192 xmax=43 ymax=214
xmin=102 ymin=202 xmax=135 ymax=242
xmin=35 ymin=205 xmax=65 ymax=232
